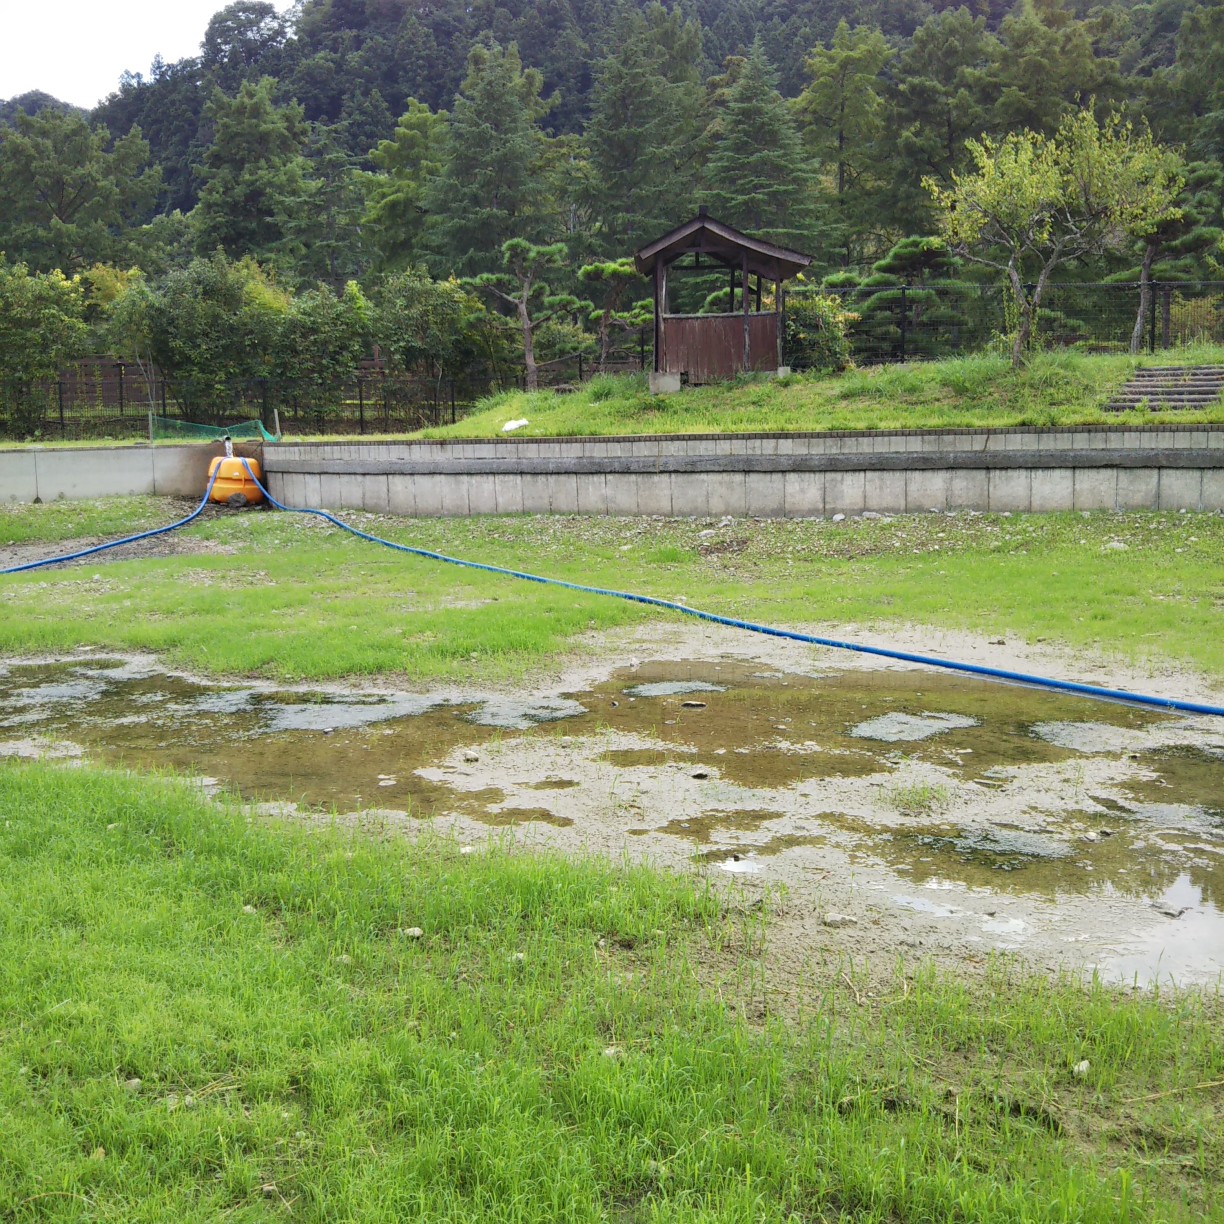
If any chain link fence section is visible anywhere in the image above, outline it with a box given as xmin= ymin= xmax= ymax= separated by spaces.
xmin=808 ymin=280 xmax=1224 ymax=367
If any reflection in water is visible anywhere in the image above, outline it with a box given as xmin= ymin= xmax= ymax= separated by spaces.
xmin=2 ymin=654 xmax=1222 ymax=984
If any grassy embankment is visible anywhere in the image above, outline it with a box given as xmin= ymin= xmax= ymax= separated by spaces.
xmin=2 ymin=763 xmax=1221 ymax=1222
xmin=415 ymin=348 xmax=1224 ymax=441
xmin=2 ymin=501 xmax=1222 ymax=684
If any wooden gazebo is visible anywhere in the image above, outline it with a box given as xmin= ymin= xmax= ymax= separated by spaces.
xmin=633 ymin=209 xmax=811 ymax=392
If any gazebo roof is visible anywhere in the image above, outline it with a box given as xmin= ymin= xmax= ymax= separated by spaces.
xmin=633 ymin=210 xmax=812 ymax=281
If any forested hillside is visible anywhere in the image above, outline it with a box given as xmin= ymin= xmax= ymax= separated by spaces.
xmin=1 ymin=0 xmax=1222 ymax=416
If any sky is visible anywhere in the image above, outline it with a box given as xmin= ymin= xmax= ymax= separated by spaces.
xmin=1 ymin=0 xmax=297 ymax=110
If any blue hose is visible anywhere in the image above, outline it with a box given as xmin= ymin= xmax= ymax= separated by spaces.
xmin=0 ymin=464 xmax=222 ymax=576
xmin=237 ymin=461 xmax=1224 ymax=720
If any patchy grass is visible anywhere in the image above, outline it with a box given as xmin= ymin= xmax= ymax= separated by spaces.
xmin=0 ymin=496 xmax=173 ymax=547
xmin=414 ymin=347 xmax=1224 ymax=441
xmin=1 ymin=503 xmax=1222 ymax=683
xmin=1 ymin=763 xmax=1220 ymax=1221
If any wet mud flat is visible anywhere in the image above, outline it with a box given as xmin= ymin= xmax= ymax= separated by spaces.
xmin=2 ymin=645 xmax=1222 ymax=988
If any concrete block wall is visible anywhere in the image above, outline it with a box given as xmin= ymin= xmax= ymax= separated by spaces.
xmin=0 ymin=444 xmax=224 ymax=503
xmin=265 ymin=425 xmax=1224 ymax=517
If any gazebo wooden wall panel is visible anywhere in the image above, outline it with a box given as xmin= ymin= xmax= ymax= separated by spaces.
xmin=660 ymin=315 xmax=779 ymax=384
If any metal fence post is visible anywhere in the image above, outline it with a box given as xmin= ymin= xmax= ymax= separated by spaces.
xmin=899 ymin=285 xmax=909 ymax=362
xmin=1149 ymin=282 xmax=1158 ymax=354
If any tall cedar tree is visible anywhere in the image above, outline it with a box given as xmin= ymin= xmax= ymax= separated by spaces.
xmin=705 ymin=40 xmax=817 ymax=250
xmin=425 ymin=39 xmax=557 ymax=276
xmin=883 ymin=9 xmax=1000 ymax=232
xmin=194 ymin=78 xmax=310 ymax=259
xmin=583 ymin=3 xmax=705 ymax=255
xmin=796 ymin=20 xmax=891 ymax=265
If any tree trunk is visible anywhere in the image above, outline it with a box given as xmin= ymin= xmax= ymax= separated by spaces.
xmin=1007 ymin=264 xmax=1030 ymax=369
xmin=596 ymin=309 xmax=612 ymax=373
xmin=1130 ymin=242 xmax=1157 ymax=355
xmin=519 ymin=298 xmax=538 ymax=392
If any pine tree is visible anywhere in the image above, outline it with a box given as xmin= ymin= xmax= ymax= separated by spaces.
xmin=706 ymin=40 xmax=816 ymax=250
xmin=425 ymin=39 xmax=558 ymax=275
xmin=795 ymin=21 xmax=891 ymax=265
xmin=583 ymin=3 xmax=705 ymax=255
xmin=193 ymin=78 xmax=309 ymax=260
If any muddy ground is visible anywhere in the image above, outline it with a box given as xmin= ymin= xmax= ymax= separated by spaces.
xmin=3 ymin=620 xmax=1221 ymax=993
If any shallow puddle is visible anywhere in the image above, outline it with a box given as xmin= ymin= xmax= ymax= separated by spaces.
xmin=2 ymin=653 xmax=1222 ymax=985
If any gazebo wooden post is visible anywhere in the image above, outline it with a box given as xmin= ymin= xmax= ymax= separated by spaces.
xmin=653 ymin=260 xmax=664 ymax=374
xmin=741 ymin=249 xmax=750 ymax=372
xmin=776 ymin=265 xmax=786 ymax=370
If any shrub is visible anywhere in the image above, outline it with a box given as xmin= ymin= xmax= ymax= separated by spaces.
xmin=784 ymin=291 xmax=855 ymax=373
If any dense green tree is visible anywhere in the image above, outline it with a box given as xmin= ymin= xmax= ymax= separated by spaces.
xmin=425 ymin=40 xmax=558 ymax=275
xmin=95 ymin=57 xmax=208 ymax=215
xmin=202 ymin=2 xmax=290 ymax=93
xmin=706 ymin=40 xmax=817 ymax=249
xmin=274 ymin=281 xmax=369 ymax=414
xmin=0 ymin=260 xmax=89 ymax=432
xmin=468 ymin=240 xmax=582 ymax=390
xmin=193 ymin=78 xmax=309 ymax=260
xmin=1175 ymin=0 xmax=1224 ymax=162
xmin=993 ymin=0 xmax=1118 ymax=132
xmin=577 ymin=259 xmax=650 ymax=370
xmin=142 ymin=252 xmax=290 ymax=413
xmin=0 ymin=110 xmax=160 ymax=273
xmin=927 ymin=109 xmax=1184 ymax=364
xmin=582 ymin=3 xmax=705 ymax=254
xmin=795 ymin=20 xmax=891 ymax=265
xmin=363 ymin=99 xmax=450 ymax=271
xmin=372 ymin=269 xmax=475 ymax=382
xmin=279 ymin=131 xmax=367 ymax=286
xmin=883 ymin=9 xmax=1000 ymax=231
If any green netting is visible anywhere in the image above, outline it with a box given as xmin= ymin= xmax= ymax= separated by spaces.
xmin=151 ymin=416 xmax=279 ymax=442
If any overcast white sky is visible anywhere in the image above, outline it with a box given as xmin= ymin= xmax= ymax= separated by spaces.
xmin=2 ymin=0 xmax=297 ymax=110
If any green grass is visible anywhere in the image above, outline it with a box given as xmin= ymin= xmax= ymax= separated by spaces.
xmin=413 ymin=348 xmax=1224 ymax=441
xmin=0 ymin=496 xmax=174 ymax=546
xmin=1 ymin=763 xmax=1220 ymax=1221
xmin=2 ymin=504 xmax=1223 ymax=683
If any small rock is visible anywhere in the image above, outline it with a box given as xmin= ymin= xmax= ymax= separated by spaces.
xmin=861 ymin=510 xmax=881 ymax=520
xmin=337 ymin=954 xmax=352 ymax=965
xmin=831 ymin=513 xmax=845 ymax=522
xmin=182 ymin=1095 xmax=196 ymax=1109
xmin=690 ymin=768 xmax=710 ymax=779
xmin=698 ymin=529 xmax=716 ymax=539
xmin=510 ymin=951 xmax=525 ymax=963
xmin=1072 ymin=1059 xmax=1091 ymax=1079
xmin=1151 ymin=901 xmax=1190 ymax=919
xmin=90 ymin=1146 xmax=106 ymax=1161
xmin=681 ymin=700 xmax=706 ymax=709
xmin=1082 ymin=832 xmax=1099 ymax=843
xmin=989 ymin=638 xmax=1005 ymax=646
xmin=823 ymin=912 xmax=857 ymax=928
xmin=602 ymin=1044 xmax=622 ymax=1059
xmin=460 ymin=845 xmax=475 ymax=855
xmin=124 ymin=1077 xmax=142 ymax=1092
xmin=242 ymin=904 xmax=257 ymax=914
xmin=463 ymin=750 xmax=480 ymax=763
xmin=560 ymin=736 xmax=573 ymax=748
xmin=402 ymin=926 xmax=424 ymax=938
xmin=322 ymin=727 xmax=334 ymax=735
xmin=1098 ymin=828 xmax=1113 ymax=837
xmin=1104 ymin=541 xmax=1128 ymax=551
xmin=106 ymin=822 xmax=120 ymax=830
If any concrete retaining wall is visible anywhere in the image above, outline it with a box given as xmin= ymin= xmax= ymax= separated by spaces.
xmin=0 ymin=444 xmax=224 ymax=504
xmin=265 ymin=425 xmax=1224 ymax=517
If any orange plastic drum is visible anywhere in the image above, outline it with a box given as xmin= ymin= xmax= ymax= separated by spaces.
xmin=207 ymin=456 xmax=265 ymax=506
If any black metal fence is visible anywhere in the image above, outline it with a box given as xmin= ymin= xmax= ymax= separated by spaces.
xmin=813 ymin=280 xmax=1224 ymax=366
xmin=3 ymin=284 xmax=1222 ymax=440
xmin=0 ymin=369 xmax=500 ymax=442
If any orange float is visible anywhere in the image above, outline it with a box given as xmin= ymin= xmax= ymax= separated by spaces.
xmin=207 ymin=456 xmax=265 ymax=505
